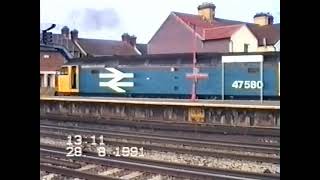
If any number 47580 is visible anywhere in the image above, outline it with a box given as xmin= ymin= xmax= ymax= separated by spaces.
xmin=232 ymin=81 xmax=263 ymax=89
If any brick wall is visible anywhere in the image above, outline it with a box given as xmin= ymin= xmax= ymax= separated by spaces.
xmin=40 ymin=51 xmax=65 ymax=71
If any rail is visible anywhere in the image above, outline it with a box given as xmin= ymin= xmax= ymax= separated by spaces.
xmin=41 ymin=145 xmax=280 ymax=180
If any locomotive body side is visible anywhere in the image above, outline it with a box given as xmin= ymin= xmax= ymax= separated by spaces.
xmin=56 ymin=52 xmax=279 ymax=100
xmin=76 ymin=53 xmax=279 ymax=99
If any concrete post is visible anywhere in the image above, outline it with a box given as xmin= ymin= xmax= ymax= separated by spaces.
xmin=51 ymin=74 xmax=55 ymax=88
xmin=44 ymin=74 xmax=48 ymax=87
xmin=40 ymin=74 xmax=43 ymax=87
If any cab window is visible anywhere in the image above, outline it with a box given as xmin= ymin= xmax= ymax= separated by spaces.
xmin=60 ymin=67 xmax=68 ymax=75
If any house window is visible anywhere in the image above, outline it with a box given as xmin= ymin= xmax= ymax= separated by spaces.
xmin=244 ymin=44 xmax=249 ymax=52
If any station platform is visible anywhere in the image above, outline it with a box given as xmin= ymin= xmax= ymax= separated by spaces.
xmin=40 ymin=96 xmax=279 ymax=110
xmin=41 ymin=96 xmax=280 ymax=128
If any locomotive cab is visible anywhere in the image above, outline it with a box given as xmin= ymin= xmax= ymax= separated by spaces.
xmin=55 ymin=65 xmax=79 ymax=96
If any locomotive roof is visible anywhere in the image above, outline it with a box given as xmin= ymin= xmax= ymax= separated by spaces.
xmin=65 ymin=52 xmax=280 ymax=65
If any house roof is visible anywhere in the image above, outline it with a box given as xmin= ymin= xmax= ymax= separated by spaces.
xmin=247 ymin=24 xmax=280 ymax=46
xmin=40 ymin=44 xmax=73 ymax=60
xmin=79 ymin=38 xmax=148 ymax=56
xmin=136 ymin=43 xmax=148 ymax=55
xmin=273 ymin=23 xmax=280 ymax=31
xmin=40 ymin=46 xmax=56 ymax=52
xmin=173 ymin=12 xmax=246 ymax=40
xmin=76 ymin=38 xmax=147 ymax=56
xmin=174 ymin=12 xmax=246 ymax=28
xmin=51 ymin=34 xmax=74 ymax=46
xmin=42 ymin=32 xmax=147 ymax=57
xmin=203 ymin=25 xmax=243 ymax=40
xmin=76 ymin=38 xmax=139 ymax=56
xmin=172 ymin=11 xmax=280 ymax=45
xmin=45 ymin=33 xmax=80 ymax=53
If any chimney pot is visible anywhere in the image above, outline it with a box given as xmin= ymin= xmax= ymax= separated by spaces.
xmin=61 ymin=26 xmax=70 ymax=38
xmin=122 ymin=33 xmax=136 ymax=47
xmin=197 ymin=2 xmax=216 ymax=10
xmin=71 ymin=29 xmax=79 ymax=40
xmin=121 ymin=33 xmax=130 ymax=42
xmin=254 ymin=12 xmax=274 ymax=26
xmin=129 ymin=35 xmax=137 ymax=47
xmin=197 ymin=2 xmax=216 ymax=23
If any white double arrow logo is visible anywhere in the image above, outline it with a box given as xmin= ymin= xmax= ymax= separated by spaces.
xmin=99 ymin=68 xmax=134 ymax=93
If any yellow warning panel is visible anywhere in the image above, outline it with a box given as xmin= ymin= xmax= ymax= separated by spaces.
xmin=188 ymin=108 xmax=205 ymax=123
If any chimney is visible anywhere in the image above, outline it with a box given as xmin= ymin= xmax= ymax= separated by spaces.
xmin=122 ymin=33 xmax=130 ymax=43
xmin=129 ymin=35 xmax=137 ymax=47
xmin=197 ymin=2 xmax=216 ymax=23
xmin=70 ymin=29 xmax=79 ymax=40
xmin=254 ymin=12 xmax=274 ymax=26
xmin=61 ymin=26 xmax=70 ymax=39
xmin=122 ymin=33 xmax=136 ymax=47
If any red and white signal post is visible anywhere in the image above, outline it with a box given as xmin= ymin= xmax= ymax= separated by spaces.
xmin=186 ymin=24 xmax=208 ymax=101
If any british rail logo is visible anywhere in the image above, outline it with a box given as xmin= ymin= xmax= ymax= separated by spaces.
xmin=99 ymin=68 xmax=134 ymax=93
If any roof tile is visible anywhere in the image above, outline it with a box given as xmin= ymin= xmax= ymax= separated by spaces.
xmin=203 ymin=25 xmax=243 ymax=40
xmin=247 ymin=24 xmax=280 ymax=45
xmin=76 ymin=38 xmax=138 ymax=56
xmin=173 ymin=11 xmax=279 ymax=45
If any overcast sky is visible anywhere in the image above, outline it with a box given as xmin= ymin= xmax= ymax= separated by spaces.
xmin=40 ymin=0 xmax=280 ymax=43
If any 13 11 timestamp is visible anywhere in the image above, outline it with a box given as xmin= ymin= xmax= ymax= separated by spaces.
xmin=66 ymin=135 xmax=105 ymax=146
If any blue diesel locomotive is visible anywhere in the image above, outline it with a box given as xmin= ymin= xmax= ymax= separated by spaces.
xmin=55 ymin=52 xmax=280 ymax=100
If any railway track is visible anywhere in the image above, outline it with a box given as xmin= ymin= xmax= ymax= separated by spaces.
xmin=40 ymin=114 xmax=280 ymax=137
xmin=40 ymin=120 xmax=279 ymax=146
xmin=40 ymin=130 xmax=279 ymax=164
xmin=40 ymin=145 xmax=280 ymax=180
xmin=40 ymin=123 xmax=280 ymax=155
